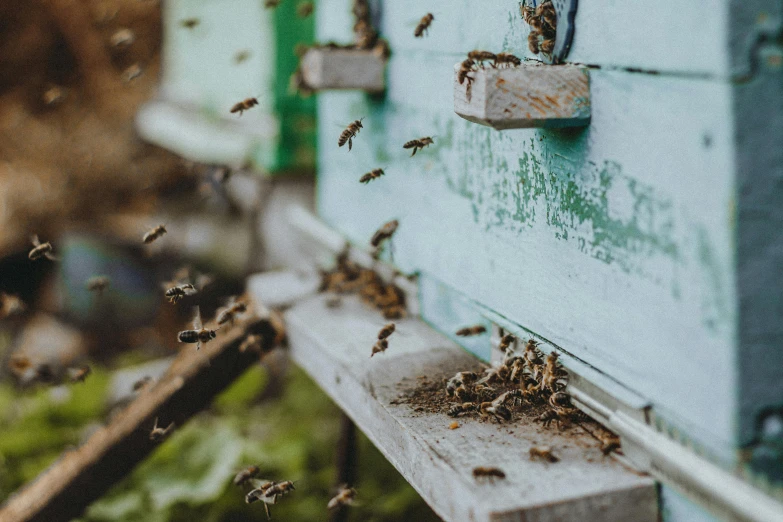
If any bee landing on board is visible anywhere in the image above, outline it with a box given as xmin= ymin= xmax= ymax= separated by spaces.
xmin=529 ymin=445 xmax=559 ymax=463
xmin=402 ymin=137 xmax=434 ymax=156
xmin=467 ymin=50 xmax=497 ymax=68
xmin=178 ymin=306 xmax=218 ymax=350
xmin=149 ymin=417 xmax=175 ymax=441
xmin=233 ymin=465 xmax=261 ymax=486
xmin=327 ymin=485 xmax=358 ymax=510
xmin=359 ymin=168 xmax=385 ymax=183
xmin=338 ymin=119 xmax=364 ymax=151
xmin=142 ymin=224 xmax=167 ymax=244
xmin=230 ymin=97 xmax=259 ymax=116
xmin=414 ymin=13 xmax=434 ymax=37
xmin=28 ymin=235 xmax=56 ymax=261
xmin=456 ymin=325 xmax=486 ymax=337
xmin=370 ymin=219 xmax=399 ymax=248
xmin=85 ymin=276 xmax=111 ymax=294
xmin=472 ymin=466 xmax=506 ymax=481
xmin=216 ymin=297 xmax=248 ymax=326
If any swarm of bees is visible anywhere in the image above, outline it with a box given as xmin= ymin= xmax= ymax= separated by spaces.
xmin=359 ymin=168 xmax=385 ymax=184
xmin=521 ymin=0 xmax=556 ymax=55
xmin=403 ymin=137 xmax=434 ymax=156
xmin=414 ymin=13 xmax=434 ymax=38
xmin=230 ymin=97 xmax=259 ymax=116
xmin=338 ymin=119 xmax=364 ymax=151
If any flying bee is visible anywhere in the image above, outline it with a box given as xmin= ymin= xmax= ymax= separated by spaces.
xmin=264 ymin=480 xmax=296 ymax=499
xmin=67 ymin=364 xmax=91 ymax=383
xmin=359 ymin=168 xmax=385 ymax=184
xmin=377 ymin=322 xmax=396 ymax=340
xmin=239 ymin=334 xmax=266 ymax=354
xmin=0 ymin=293 xmax=26 ymax=319
xmin=234 ymin=465 xmax=261 ymax=486
xmin=178 ymin=306 xmax=219 ymax=350
xmin=338 ymin=119 xmax=364 ymax=151
xmin=165 ymin=283 xmax=196 ymax=304
xmin=230 ymin=97 xmax=259 ymax=116
xmin=142 ymin=224 xmax=167 ymax=244
xmin=494 ymin=52 xmax=522 ymax=67
xmin=149 ymin=417 xmax=175 ymax=441
xmin=180 ymin=18 xmax=200 ymax=29
xmin=371 ymin=338 xmax=388 ymax=357
xmin=85 ymin=275 xmax=111 ymax=294
xmin=468 ymin=50 xmax=497 ymax=67
xmin=133 ymin=376 xmax=153 ymax=391
xmin=373 ymin=39 xmax=391 ymax=60
xmin=456 ymin=325 xmax=486 ymax=337
xmin=327 ymin=485 xmax=358 ymax=510
xmin=246 ymin=480 xmax=274 ymax=503
xmin=216 ymin=297 xmax=248 ymax=326
xmin=472 ymin=466 xmax=505 ymax=480
xmin=235 ymin=50 xmax=252 ymax=63
xmin=402 ymin=137 xmax=434 ymax=156
xmin=448 ymin=402 xmax=476 ymax=417
xmin=480 ymin=401 xmax=511 ymax=423
xmin=414 ymin=13 xmax=434 ymax=37
xmin=29 ymin=235 xmax=56 ymax=261
xmin=370 ymin=219 xmax=399 ymax=248
xmin=529 ymin=445 xmax=559 ymax=463
xmin=297 ymin=1 xmax=314 ymax=18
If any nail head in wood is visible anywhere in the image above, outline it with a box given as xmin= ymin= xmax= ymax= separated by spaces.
xmin=301 ymin=48 xmax=385 ymax=93
xmin=453 ymin=62 xmax=590 ymax=130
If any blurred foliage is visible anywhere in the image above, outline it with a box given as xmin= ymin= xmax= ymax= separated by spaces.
xmin=0 ymin=361 xmax=439 ymax=522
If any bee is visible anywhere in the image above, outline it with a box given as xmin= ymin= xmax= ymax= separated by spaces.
xmin=508 ymin=358 xmax=526 ymax=383
xmin=0 ymin=293 xmax=26 ymax=319
xmin=121 ymin=63 xmax=143 ymax=83
xmin=264 ymin=480 xmax=296 ymax=499
xmin=178 ymin=306 xmax=219 ymax=350
xmin=352 ymin=0 xmax=370 ymax=20
xmin=110 ymin=28 xmax=135 ymax=48
xmin=29 ymin=235 xmax=56 ymax=261
xmin=494 ymin=52 xmax=522 ymax=67
xmin=354 ymin=19 xmax=378 ymax=49
xmin=549 ymin=391 xmax=572 ymax=410
xmin=524 ymin=339 xmax=543 ymax=368
xmin=297 ymin=1 xmax=314 ymax=18
xmin=528 ymin=31 xmax=540 ymax=54
xmin=456 ymin=325 xmax=486 ymax=337
xmin=264 ymin=0 xmax=280 ymax=7
xmin=234 ymin=465 xmax=261 ymax=486
xmin=338 ymin=119 xmax=364 ymax=151
xmin=454 ymin=384 xmax=473 ymax=402
xmin=448 ymin=402 xmax=476 ymax=417
xmin=600 ymin=435 xmax=622 ymax=455
xmin=149 ymin=417 xmax=175 ymax=441
xmin=216 ymin=297 xmax=248 ymax=326
xmin=540 ymin=38 xmax=555 ymax=54
xmin=230 ymin=97 xmax=259 ymax=116
xmin=520 ymin=1 xmax=536 ymax=24
xmin=133 ymin=376 xmax=153 ymax=391
xmin=479 ymin=401 xmax=511 ymax=423
xmin=472 ymin=383 xmax=495 ymax=402
xmin=529 ymin=445 xmax=559 ymax=463
xmin=359 ymin=168 xmax=385 ymax=184
xmin=538 ymin=408 xmax=570 ymax=429
xmin=327 ymin=485 xmax=358 ymax=510
xmin=543 ymin=352 xmax=568 ymax=391
xmin=402 ymin=137 xmax=434 ymax=156
xmin=377 ymin=322 xmax=396 ymax=340
xmin=142 ymin=224 xmax=167 ymax=244
xmin=235 ymin=50 xmax=252 ymax=64
xmin=468 ymin=50 xmax=497 ymax=66
xmin=499 ymin=333 xmax=516 ymax=352
xmin=445 ymin=371 xmax=478 ymax=396
xmin=245 ymin=479 xmax=277 ymax=519
xmin=371 ymin=338 xmax=388 ymax=357
xmin=472 ymin=466 xmax=506 ymax=480
xmin=67 ymin=364 xmax=91 ymax=383
xmin=414 ymin=13 xmax=434 ymax=37
xmin=476 ymin=365 xmax=505 ymax=385
xmin=370 ymin=219 xmax=399 ymax=248
xmin=373 ymin=39 xmax=391 ymax=60
xmin=165 ymin=283 xmax=196 ymax=304
xmin=85 ymin=275 xmax=111 ymax=294
xmin=180 ymin=18 xmax=200 ymax=29
xmin=458 ymin=58 xmax=476 ymax=85
xmin=239 ymin=334 xmax=266 ymax=354
xmin=538 ymin=0 xmax=557 ymax=29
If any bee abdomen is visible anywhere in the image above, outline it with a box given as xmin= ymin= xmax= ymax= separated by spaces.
xmin=178 ymin=330 xmax=199 ymax=343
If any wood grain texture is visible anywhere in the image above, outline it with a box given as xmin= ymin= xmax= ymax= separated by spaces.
xmin=0 ymin=312 xmax=279 ymax=522
xmin=301 ymin=48 xmax=386 ymax=92
xmin=283 ymin=294 xmax=658 ymax=522
xmin=453 ymin=63 xmax=590 ymax=129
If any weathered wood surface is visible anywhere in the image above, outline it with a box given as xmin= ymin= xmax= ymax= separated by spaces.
xmin=301 ymin=48 xmax=386 ymax=92
xmin=453 ymin=63 xmax=590 ymax=129
xmin=283 ymin=293 xmax=658 ymax=522
xmin=0 ymin=312 xmax=279 ymax=522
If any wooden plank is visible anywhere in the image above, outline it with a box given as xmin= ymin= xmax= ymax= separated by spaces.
xmin=301 ymin=48 xmax=386 ymax=92
xmin=282 ymin=293 xmax=657 ymax=522
xmin=0 ymin=310 xmax=281 ymax=522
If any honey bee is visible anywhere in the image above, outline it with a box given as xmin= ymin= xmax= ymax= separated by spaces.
xmin=165 ymin=283 xmax=196 ymax=304
xmin=178 ymin=306 xmax=219 ymax=350
xmin=264 ymin=0 xmax=281 ymax=7
xmin=468 ymin=50 xmax=497 ymax=66
xmin=498 ymin=333 xmax=516 ymax=352
xmin=529 ymin=445 xmax=559 ymax=463
xmin=67 ymin=364 xmax=91 ymax=383
xmin=373 ymin=39 xmax=391 ymax=60
xmin=520 ymin=1 xmax=536 ymax=24
xmin=142 ymin=224 xmax=167 ymax=244
xmin=508 ymin=358 xmax=526 ymax=383
xmin=359 ymin=168 xmax=385 ymax=184
xmin=110 ymin=28 xmax=135 ymax=48
xmin=149 ymin=417 xmax=175 ymax=441
xmin=29 ymin=235 xmax=56 ymax=261
xmin=538 ymin=408 xmax=569 ymax=429
xmin=455 ymin=325 xmax=486 ymax=337
xmin=414 ymin=13 xmax=434 ymax=37
xmin=216 ymin=297 xmax=248 ymax=326
xmin=180 ymin=18 xmax=200 ymax=29
xmin=264 ymin=480 xmax=296 ymax=499
xmin=458 ymin=58 xmax=476 ymax=85
xmin=352 ymin=0 xmax=370 ymax=20
xmin=549 ymin=391 xmax=572 ymax=410
xmin=370 ymin=219 xmax=399 ymax=248
xmin=540 ymin=38 xmax=555 ymax=54
xmin=327 ymin=485 xmax=358 ymax=510
xmin=454 ymin=384 xmax=473 ymax=402
xmin=543 ymin=352 xmax=568 ymax=391
xmin=371 ymin=338 xmax=388 ymax=357
xmin=446 ymin=371 xmax=478 ymax=396
xmin=230 ymin=97 xmax=259 ymax=116
xmin=354 ymin=19 xmax=378 ymax=49
xmin=476 ymin=365 xmax=505 ymax=385
xmin=600 ymin=435 xmax=621 ymax=455
xmin=246 ymin=480 xmax=275 ymax=503
xmin=494 ymin=52 xmax=522 ymax=67
xmin=85 ymin=275 xmax=111 ymax=294
xmin=377 ymin=322 xmax=396 ymax=340
xmin=402 ymin=137 xmax=434 ymax=156
xmin=297 ymin=1 xmax=314 ymax=18
xmin=121 ymin=63 xmax=143 ymax=83
xmin=133 ymin=376 xmax=153 ymax=391
xmin=479 ymin=401 xmax=511 ymax=423
xmin=472 ymin=466 xmax=506 ymax=480
xmin=447 ymin=402 xmax=476 ymax=417
xmin=538 ymin=0 xmax=557 ymax=28
xmin=528 ymin=32 xmax=540 ymax=54
xmin=338 ymin=119 xmax=364 ymax=151
xmin=235 ymin=50 xmax=252 ymax=64
xmin=234 ymin=465 xmax=261 ymax=486
xmin=0 ymin=293 xmax=26 ymax=319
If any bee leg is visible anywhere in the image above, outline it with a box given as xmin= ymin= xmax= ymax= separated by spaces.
xmin=197 ymin=341 xmax=201 ymax=350
xmin=264 ymin=503 xmax=271 ymax=520
xmin=348 ymin=138 xmax=353 ymax=151
xmin=411 ymin=147 xmax=417 ymax=157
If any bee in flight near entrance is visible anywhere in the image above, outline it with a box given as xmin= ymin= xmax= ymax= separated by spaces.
xmin=233 ymin=465 xmax=261 ymax=486
xmin=230 ymin=97 xmax=259 ymax=116
xmin=338 ymin=119 xmax=364 ymax=151
xmin=414 ymin=13 xmax=434 ymax=37
xmin=178 ymin=306 xmax=219 ymax=350
xmin=403 ymin=137 xmax=434 ymax=156
xmin=28 ymin=235 xmax=56 ymax=261
xmin=359 ymin=168 xmax=385 ymax=184
xmin=327 ymin=485 xmax=358 ymax=510
xmin=456 ymin=325 xmax=486 ymax=337
xmin=216 ymin=296 xmax=248 ymax=326
xmin=370 ymin=219 xmax=399 ymax=248
xmin=142 ymin=224 xmax=167 ymax=244
xmin=165 ymin=283 xmax=196 ymax=304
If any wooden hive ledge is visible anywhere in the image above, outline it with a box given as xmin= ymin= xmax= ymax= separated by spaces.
xmin=454 ymin=63 xmax=590 ymax=130
xmin=301 ymin=48 xmax=386 ymax=92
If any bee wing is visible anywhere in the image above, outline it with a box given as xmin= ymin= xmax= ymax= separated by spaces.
xmin=44 ymin=252 xmax=58 ymax=261
xmin=30 ymin=234 xmax=40 ymax=246
xmin=193 ymin=305 xmax=202 ymax=329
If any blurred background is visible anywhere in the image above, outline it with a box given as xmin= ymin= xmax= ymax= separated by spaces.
xmin=0 ymin=0 xmax=437 ymax=519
